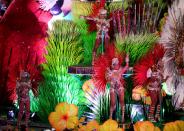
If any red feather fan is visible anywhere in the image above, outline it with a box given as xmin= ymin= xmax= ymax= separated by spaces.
xmin=92 ymin=44 xmax=125 ymax=92
xmin=92 ymin=53 xmax=109 ymax=92
xmin=133 ymin=44 xmax=165 ymax=86
xmin=0 ymin=0 xmax=51 ymax=103
xmin=18 ymin=46 xmax=42 ymax=95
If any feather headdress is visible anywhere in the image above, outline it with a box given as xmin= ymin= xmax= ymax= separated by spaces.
xmin=133 ymin=44 xmax=164 ymax=86
xmin=92 ymin=44 xmax=125 ymax=92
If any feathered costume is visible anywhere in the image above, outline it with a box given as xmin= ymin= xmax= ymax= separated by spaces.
xmin=92 ymin=44 xmax=124 ymax=92
xmin=160 ymin=0 xmax=184 ymax=110
xmin=0 ymin=0 xmax=51 ymax=104
xmin=92 ymin=44 xmax=129 ymax=123
xmin=80 ymin=0 xmax=112 ymax=59
xmin=134 ymin=44 xmax=165 ymax=86
xmin=87 ymin=0 xmax=106 ymax=32
xmin=133 ymin=44 xmax=165 ymax=121
xmin=16 ymin=71 xmax=32 ymax=129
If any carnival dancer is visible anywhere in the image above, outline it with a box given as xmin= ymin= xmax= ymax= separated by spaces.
xmin=81 ymin=8 xmax=112 ymax=63
xmin=133 ymin=44 xmax=165 ymax=122
xmin=16 ymin=71 xmax=32 ymax=130
xmin=146 ymin=60 xmax=164 ymax=122
xmin=105 ymin=54 xmax=129 ymax=123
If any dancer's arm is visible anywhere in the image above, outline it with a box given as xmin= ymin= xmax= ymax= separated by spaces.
xmin=80 ymin=15 xmax=96 ymax=21
xmin=121 ymin=54 xmax=129 ymax=74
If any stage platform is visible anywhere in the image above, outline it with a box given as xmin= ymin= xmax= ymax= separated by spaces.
xmin=68 ymin=65 xmax=93 ymax=75
xmin=0 ymin=118 xmax=51 ymax=130
xmin=0 ymin=117 xmax=133 ymax=131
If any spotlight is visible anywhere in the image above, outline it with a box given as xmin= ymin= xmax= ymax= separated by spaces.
xmin=31 ymin=112 xmax=35 ymax=118
xmin=7 ymin=110 xmax=15 ymax=120
xmin=130 ymin=104 xmax=146 ymax=123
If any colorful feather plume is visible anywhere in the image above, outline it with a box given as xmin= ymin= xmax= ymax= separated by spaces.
xmin=90 ymin=0 xmax=106 ymax=17
xmin=0 ymin=0 xmax=50 ymax=103
xmin=18 ymin=47 xmax=42 ymax=94
xmin=92 ymin=44 xmax=125 ymax=92
xmin=133 ymin=44 xmax=165 ymax=86
xmin=86 ymin=0 xmax=106 ymax=32
xmin=159 ymin=0 xmax=184 ymax=110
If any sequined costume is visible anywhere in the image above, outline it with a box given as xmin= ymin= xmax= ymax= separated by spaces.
xmin=16 ymin=71 xmax=32 ymax=129
xmin=146 ymin=63 xmax=163 ymax=122
xmin=133 ymin=44 xmax=165 ymax=122
xmin=105 ymin=56 xmax=129 ymax=123
xmin=81 ymin=8 xmax=112 ymax=62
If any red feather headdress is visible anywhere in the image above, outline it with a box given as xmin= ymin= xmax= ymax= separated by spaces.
xmin=87 ymin=0 xmax=106 ymax=32
xmin=91 ymin=0 xmax=106 ymax=17
xmin=133 ymin=44 xmax=165 ymax=86
xmin=92 ymin=44 xmax=125 ymax=92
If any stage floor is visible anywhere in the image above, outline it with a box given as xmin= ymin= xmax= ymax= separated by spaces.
xmin=0 ymin=118 xmax=52 ymax=131
xmin=0 ymin=111 xmax=183 ymax=130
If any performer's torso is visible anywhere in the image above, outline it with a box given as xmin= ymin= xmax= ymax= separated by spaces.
xmin=107 ymin=68 xmax=124 ymax=88
xmin=18 ymin=82 xmax=30 ymax=100
xmin=148 ymin=70 xmax=162 ymax=90
xmin=96 ymin=19 xmax=110 ymax=33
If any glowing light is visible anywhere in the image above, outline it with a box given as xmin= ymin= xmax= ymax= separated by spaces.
xmin=131 ymin=104 xmax=146 ymax=122
xmin=163 ymin=108 xmax=165 ymax=114
xmin=162 ymin=82 xmax=173 ymax=95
